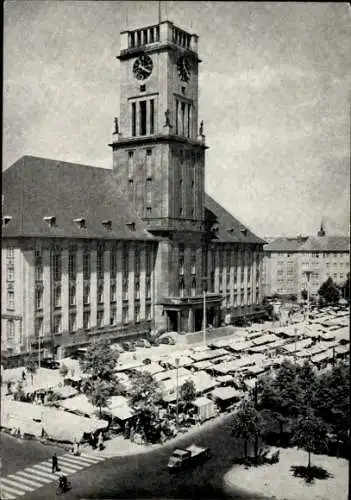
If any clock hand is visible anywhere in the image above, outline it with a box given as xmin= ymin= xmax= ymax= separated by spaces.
xmin=139 ymin=65 xmax=151 ymax=74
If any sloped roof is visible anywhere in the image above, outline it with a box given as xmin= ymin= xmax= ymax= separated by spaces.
xmin=204 ymin=195 xmax=265 ymax=245
xmin=264 ymin=235 xmax=349 ymax=253
xmin=3 ymin=155 xmax=264 ymax=246
xmin=298 ymin=236 xmax=349 ymax=252
xmin=264 ymin=237 xmax=308 ymax=252
xmin=2 ymin=156 xmax=156 ymax=241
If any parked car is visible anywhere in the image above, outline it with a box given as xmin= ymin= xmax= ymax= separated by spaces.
xmin=111 ymin=343 xmax=124 ymax=353
xmin=41 ymin=357 xmax=60 ymax=370
xmin=159 ymin=336 xmax=176 ymax=345
xmin=122 ymin=341 xmax=135 ymax=352
xmin=135 ymin=339 xmax=151 ymax=348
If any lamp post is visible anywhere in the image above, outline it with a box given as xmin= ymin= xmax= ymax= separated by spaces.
xmin=175 ymin=357 xmax=179 ymax=430
xmin=202 ymin=276 xmax=208 ymax=347
xmin=304 ymin=270 xmax=313 ymax=334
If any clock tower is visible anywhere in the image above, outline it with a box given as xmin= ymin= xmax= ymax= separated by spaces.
xmin=111 ymin=20 xmax=216 ymax=332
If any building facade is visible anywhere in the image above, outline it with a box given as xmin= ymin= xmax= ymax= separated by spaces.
xmin=263 ymin=229 xmax=350 ymax=299
xmin=2 ymin=20 xmax=265 ymax=360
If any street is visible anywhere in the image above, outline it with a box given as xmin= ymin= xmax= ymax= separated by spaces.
xmin=0 ymin=433 xmax=64 ymax=477
xmin=16 ymin=413 xmax=256 ymax=500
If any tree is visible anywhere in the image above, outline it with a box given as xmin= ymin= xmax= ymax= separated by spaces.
xmin=318 ymin=277 xmax=340 ymax=306
xmin=128 ymin=371 xmax=162 ymax=409
xmin=59 ymin=363 xmax=69 ymax=379
xmin=232 ymin=401 xmax=262 ymax=461
xmin=179 ymin=379 xmax=196 ymax=411
xmin=128 ymin=371 xmax=162 ymax=444
xmin=257 ymin=361 xmax=301 ymax=440
xmin=25 ymin=354 xmax=38 ymax=384
xmin=291 ymin=408 xmax=328 ymax=470
xmin=13 ymin=381 xmax=25 ymax=401
xmin=80 ymin=341 xmax=118 ymax=382
xmin=296 ymin=361 xmax=318 ymax=413
xmin=313 ymin=361 xmax=349 ymax=457
xmin=86 ymin=380 xmax=111 ymax=418
xmin=341 ymin=273 xmax=350 ymax=303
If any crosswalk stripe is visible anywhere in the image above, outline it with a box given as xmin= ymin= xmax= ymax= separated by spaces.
xmin=58 ymin=455 xmax=96 ymax=466
xmin=24 ymin=467 xmax=55 ymax=480
xmin=80 ymin=454 xmax=105 ymax=463
xmin=58 ymin=456 xmax=87 ymax=468
xmin=15 ymin=471 xmax=49 ymax=486
xmin=1 ymin=492 xmax=17 ymax=500
xmin=0 ymin=484 xmax=23 ymax=498
xmin=1 ymin=477 xmax=33 ymax=492
xmin=6 ymin=473 xmax=42 ymax=488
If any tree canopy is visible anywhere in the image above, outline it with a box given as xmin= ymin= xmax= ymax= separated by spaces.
xmin=128 ymin=371 xmax=162 ymax=409
xmin=291 ymin=408 xmax=328 ymax=469
xmin=179 ymin=379 xmax=196 ymax=408
xmin=232 ymin=401 xmax=262 ymax=460
xmin=318 ymin=277 xmax=340 ymax=305
xmin=25 ymin=354 xmax=38 ymax=384
xmin=86 ymin=380 xmax=112 ymax=418
xmin=79 ymin=341 xmax=118 ymax=382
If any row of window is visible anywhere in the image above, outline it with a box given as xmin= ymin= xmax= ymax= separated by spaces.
xmin=35 ymin=277 xmax=152 ymax=311
xmin=34 ymin=247 xmax=153 ymax=283
xmin=35 ymin=302 xmax=153 ymax=337
xmin=131 ymin=99 xmax=155 ymax=137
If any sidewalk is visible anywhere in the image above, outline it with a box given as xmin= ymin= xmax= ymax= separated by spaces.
xmin=86 ymin=411 xmax=233 ymax=458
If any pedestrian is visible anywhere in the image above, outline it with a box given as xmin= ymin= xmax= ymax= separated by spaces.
xmin=52 ymin=453 xmax=59 ymax=473
xmin=22 ymin=370 xmax=26 ymax=381
xmin=98 ymin=432 xmax=104 ymax=450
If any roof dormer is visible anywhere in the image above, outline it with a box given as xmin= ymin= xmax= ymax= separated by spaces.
xmin=102 ymin=219 xmax=112 ymax=230
xmin=43 ymin=216 xmax=56 ymax=227
xmin=73 ymin=218 xmax=86 ymax=229
xmin=2 ymin=215 xmax=12 ymax=226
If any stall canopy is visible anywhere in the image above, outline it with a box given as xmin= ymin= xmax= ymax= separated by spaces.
xmin=55 ymin=386 xmax=78 ymax=399
xmin=252 ymin=333 xmax=279 ymax=346
xmin=226 ymin=340 xmax=255 ymax=352
xmin=282 ymin=338 xmax=312 ymax=353
xmin=114 ymin=360 xmax=144 ymax=372
xmin=192 ymin=396 xmax=217 ymax=421
xmin=1 ymin=399 xmax=107 ymax=443
xmin=188 ymin=348 xmax=228 ymax=363
xmin=109 ymin=396 xmax=134 ymax=421
xmin=154 ymin=367 xmax=192 ymax=382
xmin=215 ymin=375 xmax=234 ymax=384
xmin=211 ymin=386 xmax=242 ymax=401
xmin=134 ymin=363 xmax=165 ymax=376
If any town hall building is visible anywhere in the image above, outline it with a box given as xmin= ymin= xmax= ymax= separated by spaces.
xmin=2 ymin=20 xmax=265 ymax=360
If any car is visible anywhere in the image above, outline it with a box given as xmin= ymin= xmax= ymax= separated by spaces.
xmin=41 ymin=357 xmax=60 ymax=370
xmin=159 ymin=336 xmax=176 ymax=345
xmin=122 ymin=341 xmax=135 ymax=352
xmin=135 ymin=339 xmax=151 ymax=348
xmin=111 ymin=343 xmax=124 ymax=353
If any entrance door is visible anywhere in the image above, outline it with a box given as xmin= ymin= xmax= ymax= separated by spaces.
xmin=167 ymin=311 xmax=178 ymax=332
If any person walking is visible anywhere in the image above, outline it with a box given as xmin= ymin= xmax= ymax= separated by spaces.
xmin=52 ymin=453 xmax=59 ymax=473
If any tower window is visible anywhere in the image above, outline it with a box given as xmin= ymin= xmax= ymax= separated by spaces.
xmin=140 ymin=85 xmax=146 ymax=92
xmin=176 ymin=100 xmax=179 ymax=134
xmin=131 ymin=102 xmax=136 ymax=136
xmin=146 ymin=149 xmax=152 ymax=178
xmin=139 ymin=100 xmax=147 ymax=135
xmin=187 ymin=103 xmax=191 ymax=138
xmin=128 ymin=151 xmax=134 ymax=179
xmin=181 ymin=102 xmax=186 ymax=135
xmin=150 ymin=99 xmax=155 ymax=134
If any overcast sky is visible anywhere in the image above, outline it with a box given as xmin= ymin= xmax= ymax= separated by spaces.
xmin=3 ymin=1 xmax=350 ymax=237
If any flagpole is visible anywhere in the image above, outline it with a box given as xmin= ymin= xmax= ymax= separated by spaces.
xmin=158 ymin=1 xmax=161 ymax=23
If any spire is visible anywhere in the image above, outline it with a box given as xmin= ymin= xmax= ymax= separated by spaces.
xmin=317 ymin=220 xmax=326 ymax=237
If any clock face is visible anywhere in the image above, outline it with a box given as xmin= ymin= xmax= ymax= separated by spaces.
xmin=133 ymin=54 xmax=153 ymax=80
xmin=177 ymin=56 xmax=191 ymax=82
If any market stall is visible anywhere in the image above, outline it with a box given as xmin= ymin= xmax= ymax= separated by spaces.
xmin=191 ymin=396 xmax=217 ymax=422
